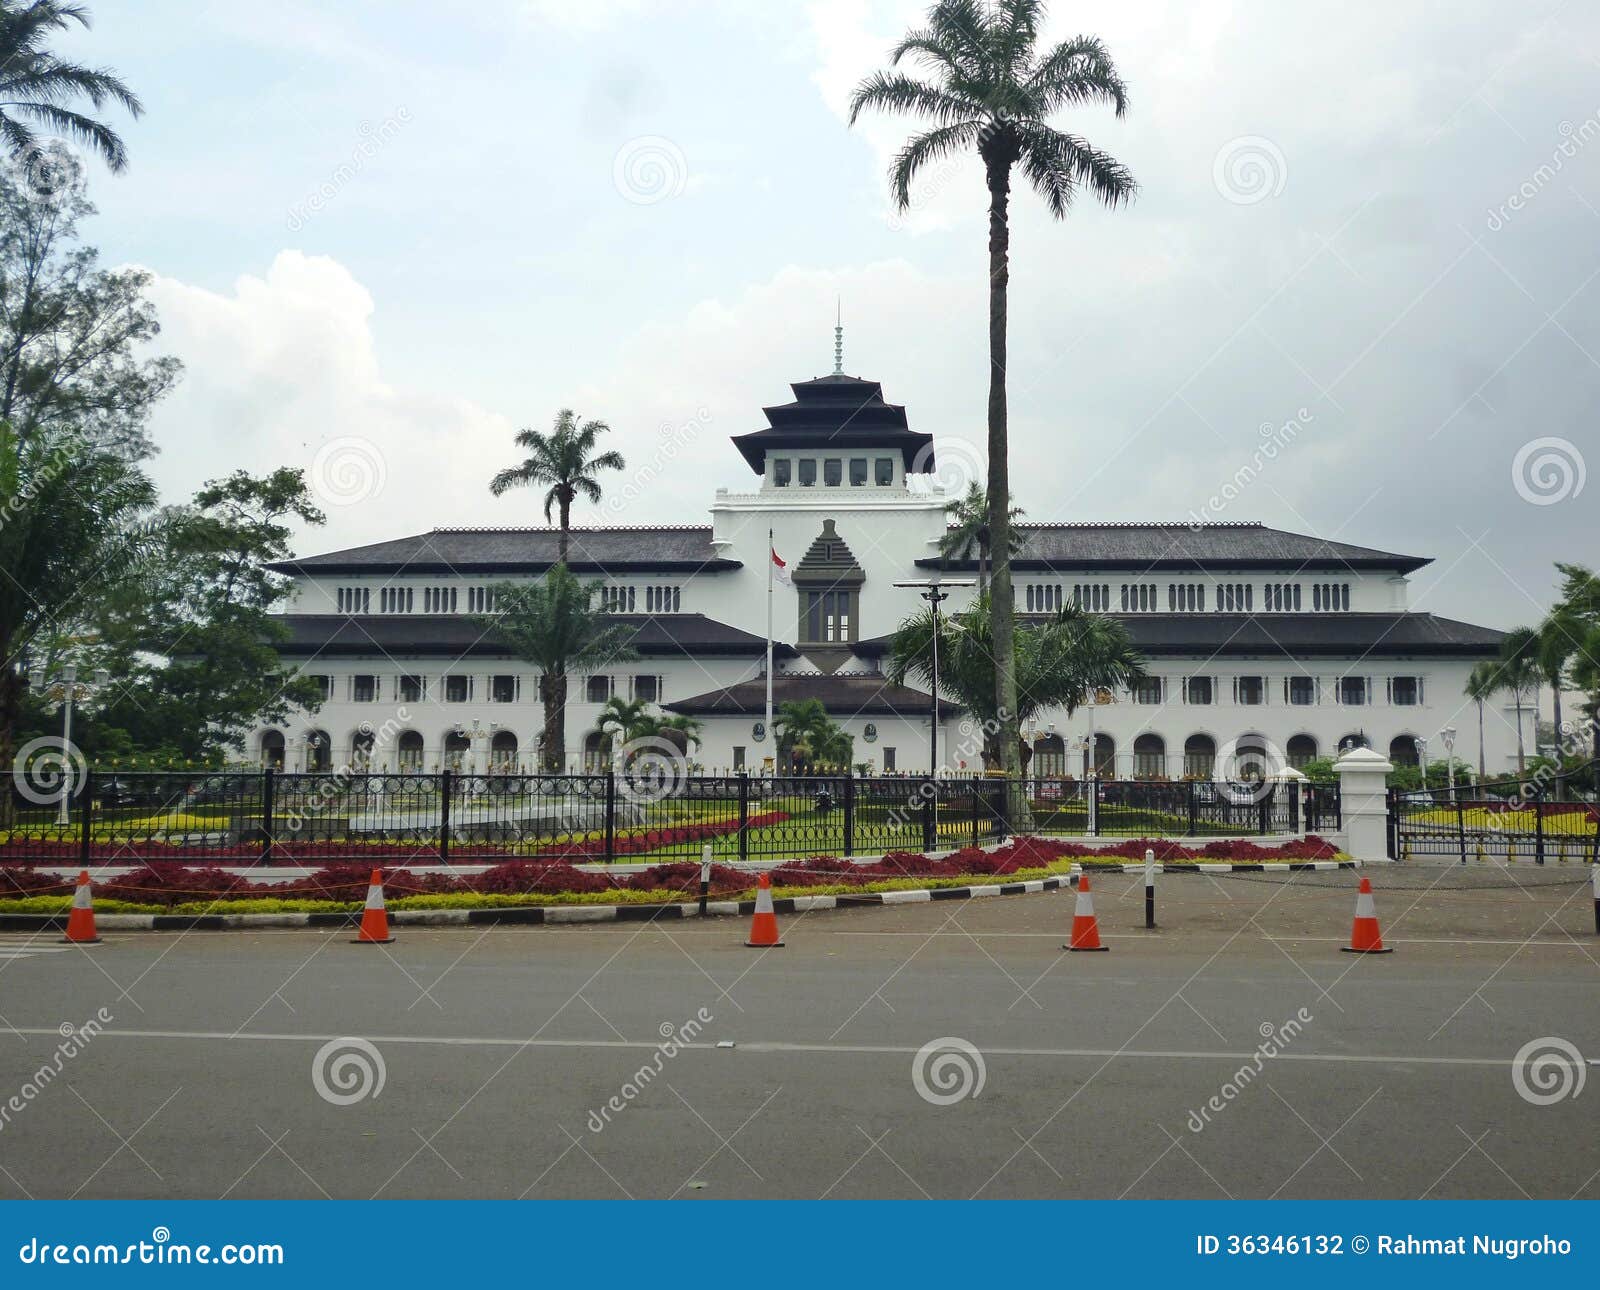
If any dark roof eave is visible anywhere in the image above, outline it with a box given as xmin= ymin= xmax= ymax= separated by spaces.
xmin=915 ymin=556 xmax=1433 ymax=574
xmin=268 ymin=558 xmax=743 ymax=576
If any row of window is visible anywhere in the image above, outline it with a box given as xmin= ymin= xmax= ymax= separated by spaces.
xmin=597 ymin=585 xmax=683 ymax=614
xmin=1125 ymin=675 xmax=1424 ymax=707
xmin=1019 ymin=581 xmax=1355 ymax=614
xmin=304 ymin=674 xmax=666 ymax=705
xmin=335 ymin=587 xmax=370 ymax=614
xmin=772 ymin=456 xmax=897 ymax=488
xmin=1035 ymin=732 xmax=1407 ymax=779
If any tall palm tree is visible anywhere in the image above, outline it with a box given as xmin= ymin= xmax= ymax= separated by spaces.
xmin=774 ymin=698 xmax=851 ymax=773
xmin=938 ymin=480 xmax=1022 ymax=590
xmin=0 ymin=2 xmax=142 ymax=172
xmin=1463 ymin=660 xmax=1499 ymax=783
xmin=489 ymin=410 xmax=626 ymax=565
xmin=1503 ymin=620 xmax=1574 ymax=792
xmin=475 ymin=567 xmax=637 ymax=772
xmin=851 ymin=0 xmax=1135 ymax=824
xmin=888 ymin=593 xmax=1144 ymax=771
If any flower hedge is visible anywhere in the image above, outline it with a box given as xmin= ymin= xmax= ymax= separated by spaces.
xmin=0 ymin=810 xmax=791 ymax=865
xmin=0 ymin=835 xmax=1344 ymax=908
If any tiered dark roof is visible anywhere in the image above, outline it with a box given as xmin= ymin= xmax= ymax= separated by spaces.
xmin=918 ymin=522 xmax=1430 ymax=574
xmin=268 ymin=527 xmax=737 ymax=576
xmin=664 ymin=673 xmax=958 ymax=718
xmin=272 ymin=613 xmax=788 ymax=659
xmin=855 ymin=612 xmax=1503 ymax=660
xmin=730 ymin=374 xmax=934 ymax=475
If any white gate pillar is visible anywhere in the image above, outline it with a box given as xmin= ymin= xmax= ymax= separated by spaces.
xmin=1334 ymin=746 xmax=1394 ymax=862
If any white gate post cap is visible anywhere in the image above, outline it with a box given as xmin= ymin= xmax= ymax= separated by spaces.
xmin=1332 ymin=746 xmax=1394 ymax=775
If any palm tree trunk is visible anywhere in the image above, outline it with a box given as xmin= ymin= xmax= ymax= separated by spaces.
xmin=1515 ymin=688 xmax=1526 ymax=777
xmin=540 ymin=671 xmax=566 ymax=772
xmin=1551 ymin=684 xmax=1564 ymax=799
xmin=983 ymin=151 xmax=1028 ymax=832
xmin=1476 ymin=698 xmax=1485 ymax=783
xmin=558 ymin=497 xmax=571 ymax=566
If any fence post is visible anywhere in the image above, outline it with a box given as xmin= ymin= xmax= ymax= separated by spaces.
xmin=1187 ymin=780 xmax=1197 ymax=836
xmin=1258 ymin=793 xmax=1269 ymax=836
xmin=737 ymin=773 xmax=750 ymax=862
xmin=78 ymin=767 xmax=93 ymax=865
xmin=922 ymin=782 xmax=937 ymax=852
xmin=260 ymin=767 xmax=275 ymax=865
xmin=842 ymin=774 xmax=855 ymax=857
xmin=438 ymin=768 xmax=452 ymax=863
xmin=1288 ymin=781 xmax=1300 ymax=834
xmin=1333 ymin=746 xmax=1395 ymax=863
xmin=604 ymin=769 xmax=616 ymax=863
xmin=1454 ymin=783 xmax=1467 ymax=865
xmin=1534 ymin=783 xmax=1545 ymax=865
xmin=1087 ymin=778 xmax=1098 ymax=838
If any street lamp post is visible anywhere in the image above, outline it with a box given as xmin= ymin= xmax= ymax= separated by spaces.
xmin=28 ymin=664 xmax=110 ymax=826
xmin=1439 ymin=726 xmax=1457 ymax=797
xmin=1417 ymin=736 xmax=1429 ymax=790
xmin=894 ymin=579 xmax=975 ymax=778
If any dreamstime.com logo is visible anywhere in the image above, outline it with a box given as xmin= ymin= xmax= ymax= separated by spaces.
xmin=1212 ymin=135 xmax=1287 ymax=205
xmin=310 ymin=435 xmax=387 ymax=507
xmin=11 ymin=736 xmax=86 ymax=806
xmin=311 ymin=1037 xmax=386 ymax=1106
xmin=0 ymin=1008 xmax=113 ymax=1134
xmin=616 ymin=735 xmax=690 ymax=804
xmin=1511 ymin=437 xmax=1585 ymax=506
xmin=587 ymin=1007 xmax=713 ymax=1132
xmin=911 ymin=1036 xmax=986 ymax=1106
xmin=1510 ymin=1036 xmax=1592 ymax=1106
xmin=612 ymin=135 xmax=688 ymax=205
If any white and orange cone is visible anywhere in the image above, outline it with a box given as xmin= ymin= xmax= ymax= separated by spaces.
xmin=1341 ymin=876 xmax=1392 ymax=954
xmin=351 ymin=868 xmax=395 ymax=944
xmin=1065 ymin=871 xmax=1108 ymax=951
xmin=60 ymin=870 xmax=101 ymax=945
xmin=744 ymin=872 xmax=784 ymax=948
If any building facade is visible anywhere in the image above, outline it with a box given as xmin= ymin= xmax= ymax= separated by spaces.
xmin=255 ymin=366 xmax=1514 ymax=780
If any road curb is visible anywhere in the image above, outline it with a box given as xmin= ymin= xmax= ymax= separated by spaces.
xmin=0 ymin=861 xmax=1357 ymax=933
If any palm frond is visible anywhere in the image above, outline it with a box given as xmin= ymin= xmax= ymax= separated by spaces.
xmin=1017 ymin=123 xmax=1136 ymax=218
xmin=887 ymin=119 xmax=981 ymax=210
xmin=848 ymin=69 xmax=974 ymax=128
xmin=1026 ymin=34 xmax=1128 ymax=118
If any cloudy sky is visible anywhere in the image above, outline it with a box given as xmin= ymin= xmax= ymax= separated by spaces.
xmin=58 ymin=0 xmax=1599 ymax=630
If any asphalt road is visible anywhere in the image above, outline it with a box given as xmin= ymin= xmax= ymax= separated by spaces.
xmin=1 ymin=866 xmax=1596 ymax=1200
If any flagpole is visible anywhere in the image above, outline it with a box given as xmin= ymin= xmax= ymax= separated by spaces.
xmin=765 ymin=527 xmax=774 ymax=770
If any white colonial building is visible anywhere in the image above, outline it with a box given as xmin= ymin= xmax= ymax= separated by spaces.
xmin=253 ymin=362 xmax=1514 ymax=780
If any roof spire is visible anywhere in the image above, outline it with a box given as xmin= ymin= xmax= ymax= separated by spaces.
xmin=833 ymin=298 xmax=844 ymax=375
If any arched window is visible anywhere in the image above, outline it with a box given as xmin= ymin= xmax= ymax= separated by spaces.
xmin=350 ymin=729 xmax=375 ymax=769
xmin=260 ymin=730 xmax=285 ymax=770
xmin=305 ymin=730 xmax=331 ymax=772
xmin=1287 ymin=734 xmax=1318 ymax=769
xmin=1091 ymin=733 xmax=1116 ymax=779
xmin=443 ymin=729 xmax=471 ymax=769
xmin=1133 ymin=733 xmax=1166 ymax=779
xmin=1388 ymin=735 xmax=1420 ymax=767
xmin=490 ymin=730 xmax=518 ymax=771
xmin=1183 ymin=734 xmax=1216 ymax=779
xmin=398 ymin=731 xmax=425 ymax=771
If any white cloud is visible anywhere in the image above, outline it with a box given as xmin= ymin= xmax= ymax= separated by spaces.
xmin=142 ymin=251 xmax=513 ymax=555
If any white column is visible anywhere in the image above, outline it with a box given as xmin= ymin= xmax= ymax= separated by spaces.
xmin=1333 ymin=746 xmax=1394 ymax=862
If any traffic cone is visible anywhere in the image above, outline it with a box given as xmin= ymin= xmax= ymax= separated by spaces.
xmin=1341 ymin=876 xmax=1392 ymax=953
xmin=61 ymin=870 xmax=101 ymax=945
xmin=1065 ymin=871 xmax=1109 ymax=951
xmin=744 ymin=872 xmax=784 ymax=948
xmin=351 ymin=869 xmax=395 ymax=944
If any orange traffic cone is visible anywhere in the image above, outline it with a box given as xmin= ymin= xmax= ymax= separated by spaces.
xmin=1341 ymin=876 xmax=1392 ymax=954
xmin=351 ymin=869 xmax=395 ymax=944
xmin=61 ymin=870 xmax=101 ymax=945
xmin=744 ymin=872 xmax=784 ymax=948
xmin=1065 ymin=871 xmax=1108 ymax=951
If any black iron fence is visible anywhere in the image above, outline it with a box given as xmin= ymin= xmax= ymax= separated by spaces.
xmin=3 ymin=769 xmax=1333 ymax=865
xmin=1388 ymin=768 xmax=1599 ymax=863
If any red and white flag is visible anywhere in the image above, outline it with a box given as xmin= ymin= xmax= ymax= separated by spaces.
xmin=770 ymin=546 xmax=791 ymax=586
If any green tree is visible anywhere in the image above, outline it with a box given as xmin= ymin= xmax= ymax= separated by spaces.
xmin=478 ymin=566 xmax=638 ymax=771
xmin=0 ymin=153 xmax=179 ymax=457
xmin=887 ymin=593 xmax=1143 ymax=770
xmin=1548 ymin=563 xmax=1600 ymax=784
xmin=0 ymin=1 xmax=142 ymax=173
xmin=488 ymin=409 xmax=626 ymax=564
xmin=85 ymin=469 xmax=330 ymax=760
xmin=773 ymin=698 xmax=852 ymax=772
xmin=938 ymin=480 xmax=1022 ymax=590
xmin=593 ymin=695 xmax=655 ymax=754
xmin=851 ymin=0 xmax=1136 ymax=822
xmin=0 ymin=420 xmax=156 ymax=800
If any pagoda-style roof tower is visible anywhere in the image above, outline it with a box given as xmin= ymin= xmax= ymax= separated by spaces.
xmin=729 ymin=373 xmax=935 ymax=476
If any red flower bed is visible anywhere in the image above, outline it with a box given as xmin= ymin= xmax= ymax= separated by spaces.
xmin=0 ymin=833 xmax=1343 ymax=906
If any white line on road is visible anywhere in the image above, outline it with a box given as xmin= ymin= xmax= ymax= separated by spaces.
xmin=0 ymin=1026 xmax=1551 ymax=1069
